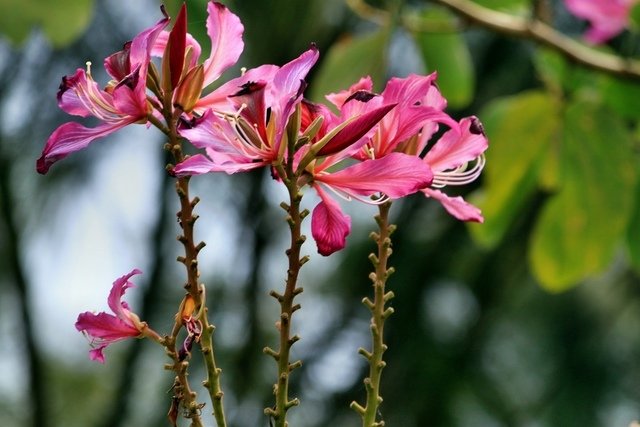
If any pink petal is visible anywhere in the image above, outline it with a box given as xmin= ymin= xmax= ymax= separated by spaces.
xmin=315 ymin=153 xmax=433 ymax=199
xmin=194 ymin=64 xmax=279 ymax=114
xmin=380 ymin=73 xmax=438 ymax=105
xmin=423 ymin=116 xmax=488 ymax=173
xmin=173 ymin=152 xmax=265 ymax=176
xmin=37 ymin=120 xmax=132 ymax=174
xmin=272 ymin=46 xmax=320 ymax=144
xmin=202 ymin=2 xmax=245 ymax=86
xmin=311 ymin=185 xmax=352 ymax=256
xmin=107 ymin=269 xmax=142 ymax=325
xmin=151 ymin=31 xmax=202 ymax=68
xmin=111 ymin=82 xmax=148 ymax=118
xmin=325 ymin=76 xmax=373 ymax=109
xmin=317 ymin=103 xmax=396 ymax=156
xmin=564 ymin=0 xmax=632 ymax=43
xmin=89 ymin=345 xmax=108 ymax=363
xmin=57 ymin=69 xmax=116 ymax=118
xmin=75 ymin=311 xmax=140 ymax=340
xmin=422 ymin=188 xmax=483 ymax=222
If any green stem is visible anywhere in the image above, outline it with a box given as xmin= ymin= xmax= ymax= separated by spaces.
xmin=161 ymin=106 xmax=227 ymax=427
xmin=264 ymin=163 xmax=308 ymax=426
xmin=351 ymin=201 xmax=395 ymax=427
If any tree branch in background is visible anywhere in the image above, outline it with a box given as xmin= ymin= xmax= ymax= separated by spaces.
xmin=346 ymin=0 xmax=640 ymax=81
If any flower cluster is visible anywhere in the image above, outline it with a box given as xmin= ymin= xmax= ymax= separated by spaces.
xmin=39 ymin=1 xmax=487 ymax=369
xmin=564 ymin=0 xmax=637 ymax=44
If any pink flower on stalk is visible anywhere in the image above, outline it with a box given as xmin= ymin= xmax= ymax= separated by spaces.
xmin=420 ymin=116 xmax=488 ymax=222
xmin=173 ymin=46 xmax=320 ymax=176
xmin=36 ymin=12 xmax=170 ymax=174
xmin=75 ymin=269 xmax=159 ymax=363
xmin=565 ymin=0 xmax=636 ymax=44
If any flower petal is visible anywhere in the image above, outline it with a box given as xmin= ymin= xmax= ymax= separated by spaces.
xmin=311 ymin=185 xmax=352 ymax=256
xmin=57 ymin=69 xmax=117 ymax=119
xmin=37 ymin=120 xmax=131 ymax=174
xmin=422 ymin=188 xmax=483 ymax=222
xmin=89 ymin=345 xmax=108 ymax=363
xmin=202 ymin=1 xmax=245 ymax=86
xmin=316 ymin=152 xmax=433 ymax=199
xmin=75 ymin=311 xmax=140 ymax=340
xmin=107 ymin=268 xmax=142 ymax=325
xmin=565 ymin=0 xmax=631 ymax=43
xmin=325 ymin=76 xmax=373 ymax=109
xmin=423 ymin=116 xmax=488 ymax=173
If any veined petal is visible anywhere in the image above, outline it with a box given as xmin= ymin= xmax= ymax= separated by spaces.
xmin=381 ymin=73 xmax=438 ymax=105
xmin=37 ymin=120 xmax=132 ymax=174
xmin=57 ymin=69 xmax=118 ymax=119
xmin=202 ymin=1 xmax=245 ymax=86
xmin=424 ymin=116 xmax=487 ymax=173
xmin=75 ymin=311 xmax=140 ymax=340
xmin=173 ymin=151 xmax=266 ymax=176
xmin=315 ymin=153 xmax=433 ymax=199
xmin=128 ymin=11 xmax=170 ymax=70
xmin=311 ymin=184 xmax=352 ymax=256
xmin=111 ymin=81 xmax=148 ymax=118
xmin=422 ymin=188 xmax=483 ymax=222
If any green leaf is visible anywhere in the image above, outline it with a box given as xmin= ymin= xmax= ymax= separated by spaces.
xmin=530 ymin=100 xmax=637 ymax=291
xmin=626 ymin=179 xmax=640 ymax=271
xmin=309 ymin=29 xmax=388 ymax=102
xmin=599 ymin=76 xmax=640 ymax=121
xmin=36 ymin=0 xmax=93 ymax=47
xmin=0 ymin=0 xmax=93 ymax=47
xmin=533 ymin=49 xmax=567 ymax=95
xmin=468 ymin=91 xmax=560 ymax=248
xmin=629 ymin=2 xmax=640 ymax=31
xmin=412 ymin=8 xmax=474 ymax=109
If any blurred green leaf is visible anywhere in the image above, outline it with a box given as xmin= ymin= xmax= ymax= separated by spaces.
xmin=599 ymin=76 xmax=640 ymax=121
xmin=0 ymin=0 xmax=93 ymax=47
xmin=531 ymin=100 xmax=637 ymax=291
xmin=412 ymin=8 xmax=474 ymax=109
xmin=629 ymin=2 xmax=640 ymax=31
xmin=533 ymin=49 xmax=568 ymax=95
xmin=627 ymin=178 xmax=640 ymax=271
xmin=469 ymin=91 xmax=560 ymax=248
xmin=310 ymin=29 xmax=387 ymax=102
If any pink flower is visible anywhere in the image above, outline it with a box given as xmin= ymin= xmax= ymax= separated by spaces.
xmin=421 ymin=116 xmax=488 ymax=222
xmin=37 ymin=12 xmax=170 ymax=174
xmin=75 ymin=269 xmax=157 ymax=363
xmin=308 ymin=152 xmax=433 ymax=255
xmin=565 ymin=0 xmax=636 ymax=44
xmin=173 ymin=46 xmax=320 ymax=176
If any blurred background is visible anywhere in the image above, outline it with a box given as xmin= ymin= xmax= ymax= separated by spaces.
xmin=1 ymin=0 xmax=639 ymax=426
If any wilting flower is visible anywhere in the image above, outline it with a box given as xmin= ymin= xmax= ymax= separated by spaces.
xmin=420 ymin=116 xmax=488 ymax=222
xmin=564 ymin=0 xmax=636 ymax=44
xmin=173 ymin=46 xmax=320 ymax=175
xmin=75 ymin=269 xmax=160 ymax=363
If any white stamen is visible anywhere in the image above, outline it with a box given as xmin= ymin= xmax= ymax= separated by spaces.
xmin=432 ymin=154 xmax=485 ymax=188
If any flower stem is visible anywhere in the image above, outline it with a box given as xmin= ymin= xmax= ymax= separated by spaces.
xmin=264 ymin=162 xmax=308 ymax=427
xmin=351 ymin=200 xmax=395 ymax=427
xmin=161 ymin=107 xmax=227 ymax=427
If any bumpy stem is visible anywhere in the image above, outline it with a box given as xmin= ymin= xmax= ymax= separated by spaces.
xmin=264 ymin=160 xmax=308 ymax=427
xmin=351 ymin=201 xmax=395 ymax=427
xmin=162 ymin=106 xmax=227 ymax=427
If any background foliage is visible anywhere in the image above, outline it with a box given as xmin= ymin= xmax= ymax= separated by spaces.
xmin=1 ymin=0 xmax=639 ymax=426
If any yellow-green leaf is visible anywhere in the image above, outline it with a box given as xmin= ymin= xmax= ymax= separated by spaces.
xmin=468 ymin=91 xmax=560 ymax=247
xmin=530 ymin=100 xmax=637 ymax=291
